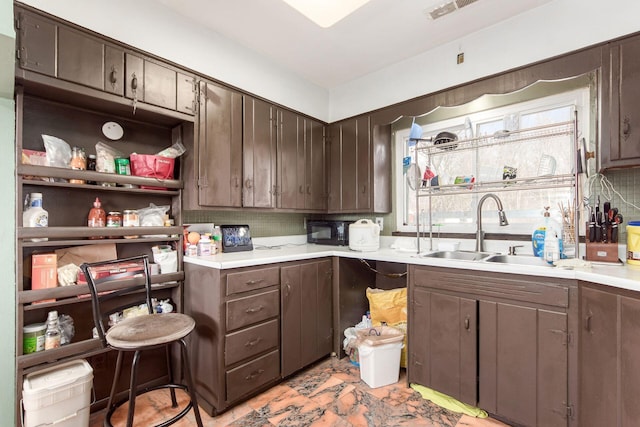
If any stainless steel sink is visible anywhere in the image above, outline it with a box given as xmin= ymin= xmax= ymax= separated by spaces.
xmin=484 ymin=254 xmax=552 ymax=267
xmin=420 ymin=250 xmax=494 ymax=261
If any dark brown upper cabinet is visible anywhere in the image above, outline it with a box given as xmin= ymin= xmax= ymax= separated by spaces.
xmin=243 ymin=96 xmax=278 ymax=208
xmin=601 ymin=34 xmax=640 ymax=169
xmin=125 ymin=53 xmax=196 ymax=115
xmin=328 ymin=116 xmax=391 ymax=213
xmin=183 ymin=80 xmax=243 ymax=209
xmin=14 ymin=4 xmax=196 ymax=121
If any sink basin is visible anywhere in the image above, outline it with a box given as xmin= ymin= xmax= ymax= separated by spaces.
xmin=484 ymin=254 xmax=552 ymax=267
xmin=420 ymin=250 xmax=494 ymax=261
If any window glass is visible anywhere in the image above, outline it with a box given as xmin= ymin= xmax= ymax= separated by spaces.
xmin=395 ymin=86 xmax=590 ymax=236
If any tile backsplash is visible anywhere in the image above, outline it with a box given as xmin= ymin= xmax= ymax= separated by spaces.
xmin=184 ymin=168 xmax=640 ymax=241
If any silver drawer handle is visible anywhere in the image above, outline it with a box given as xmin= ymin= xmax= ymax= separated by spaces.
xmin=245 ymin=338 xmax=262 ymax=347
xmin=245 ymin=369 xmax=265 ymax=381
xmin=245 ymin=305 xmax=264 ymax=314
xmin=246 ymin=279 xmax=264 ymax=285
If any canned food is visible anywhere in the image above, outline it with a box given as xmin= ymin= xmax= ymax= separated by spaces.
xmin=123 ymin=209 xmax=139 ymax=238
xmin=107 ymin=211 xmax=122 ymax=227
xmin=114 ymin=157 xmax=131 ymax=175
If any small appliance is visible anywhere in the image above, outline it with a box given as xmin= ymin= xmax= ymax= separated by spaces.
xmin=349 ymin=219 xmax=380 ymax=252
xmin=307 ymin=219 xmax=353 ymax=246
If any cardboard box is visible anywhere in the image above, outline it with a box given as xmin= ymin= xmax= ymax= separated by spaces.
xmin=77 ymin=261 xmax=145 ymax=285
xmin=31 ymin=254 xmax=57 ymax=304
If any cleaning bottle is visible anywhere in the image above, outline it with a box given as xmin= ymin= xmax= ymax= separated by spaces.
xmin=23 ymin=192 xmax=49 ymax=242
xmin=87 ymin=197 xmax=106 ymax=239
xmin=532 ymin=207 xmax=551 ymax=258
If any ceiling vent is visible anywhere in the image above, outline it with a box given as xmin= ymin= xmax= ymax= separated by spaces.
xmin=427 ymin=0 xmax=479 ymax=20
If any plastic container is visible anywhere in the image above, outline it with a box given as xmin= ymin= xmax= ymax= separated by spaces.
xmin=627 ymin=221 xmax=640 ymax=265
xmin=23 ymin=323 xmax=46 ymax=354
xmin=358 ymin=341 xmax=404 ymax=388
xmin=22 ymin=359 xmax=93 ymax=427
xmin=23 ymin=193 xmax=48 ymax=242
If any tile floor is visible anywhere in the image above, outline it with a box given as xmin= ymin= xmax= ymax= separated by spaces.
xmin=89 ymin=356 xmax=511 ymax=427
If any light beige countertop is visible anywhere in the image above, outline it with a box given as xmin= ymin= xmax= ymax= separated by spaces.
xmin=184 ymin=236 xmax=640 ymax=292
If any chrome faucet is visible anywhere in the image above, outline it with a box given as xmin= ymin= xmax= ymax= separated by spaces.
xmin=475 ymin=193 xmax=509 ymax=252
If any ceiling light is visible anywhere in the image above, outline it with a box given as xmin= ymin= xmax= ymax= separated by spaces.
xmin=282 ymin=0 xmax=371 ymax=28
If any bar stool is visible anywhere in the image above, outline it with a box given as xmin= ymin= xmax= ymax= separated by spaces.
xmin=80 ymin=255 xmax=203 ymax=427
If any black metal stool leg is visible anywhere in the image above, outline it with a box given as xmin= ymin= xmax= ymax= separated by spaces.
xmin=105 ymin=350 xmax=125 ymax=427
xmin=126 ymin=350 xmax=142 ymax=427
xmin=179 ymin=339 xmax=203 ymax=427
xmin=165 ymin=345 xmax=178 ymax=407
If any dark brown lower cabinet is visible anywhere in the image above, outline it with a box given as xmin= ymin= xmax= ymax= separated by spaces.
xmin=409 ymin=266 xmax=577 ymax=427
xmin=281 ymin=259 xmax=333 ymax=377
xmin=579 ymin=283 xmax=640 ymax=427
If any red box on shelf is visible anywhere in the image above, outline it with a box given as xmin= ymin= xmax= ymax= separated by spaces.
xmin=129 ymin=154 xmax=175 ymax=190
xmin=77 ymin=261 xmax=145 ymax=285
xmin=31 ymin=253 xmax=57 ymax=304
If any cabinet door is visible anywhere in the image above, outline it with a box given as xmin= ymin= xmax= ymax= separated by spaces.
xmin=602 ymin=35 xmax=640 ymax=168
xmin=305 ymin=119 xmax=326 ymax=211
xmin=620 ymin=295 xmax=640 ymax=426
xmin=579 ymin=286 xmax=617 ymax=427
xmin=340 ymin=119 xmax=358 ymax=211
xmin=243 ymin=97 xmax=277 ymax=208
xmin=480 ymin=301 xmax=568 ymax=427
xmin=15 ymin=9 xmax=56 ymax=77
xmin=410 ymin=288 xmax=477 ymax=405
xmin=197 ymin=81 xmax=243 ymax=207
xmin=281 ymin=260 xmax=333 ymax=377
xmin=316 ymin=259 xmax=333 ymax=357
xmin=58 ymin=26 xmax=104 ymax=90
xmin=281 ymin=264 xmax=302 ymax=377
xmin=277 ymin=109 xmax=301 ymax=209
xmin=104 ymin=46 xmax=125 ymax=96
xmin=356 ymin=116 xmax=371 ymax=211
xmin=327 ymin=123 xmax=341 ymax=212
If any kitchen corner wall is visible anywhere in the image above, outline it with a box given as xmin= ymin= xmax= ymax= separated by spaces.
xmin=182 ymin=211 xmax=397 ymax=237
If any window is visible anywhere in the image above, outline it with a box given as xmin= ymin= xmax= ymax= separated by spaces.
xmin=395 ymin=85 xmax=591 ymax=237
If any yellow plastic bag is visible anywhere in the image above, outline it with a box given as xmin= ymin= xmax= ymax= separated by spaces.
xmin=366 ymin=287 xmax=407 ymax=326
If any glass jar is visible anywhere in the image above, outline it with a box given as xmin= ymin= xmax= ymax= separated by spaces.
xmin=123 ymin=209 xmax=139 ymax=238
xmin=69 ymin=147 xmax=87 ymax=184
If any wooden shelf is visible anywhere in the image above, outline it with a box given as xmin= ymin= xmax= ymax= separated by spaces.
xmin=19 ymin=225 xmax=183 ymax=241
xmin=19 ymin=272 xmax=183 ymax=306
xmin=19 ymin=165 xmax=182 ymax=191
xmin=17 ymin=338 xmax=105 ymax=371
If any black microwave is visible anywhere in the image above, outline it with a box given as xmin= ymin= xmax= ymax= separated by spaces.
xmin=307 ymin=220 xmax=353 ymax=246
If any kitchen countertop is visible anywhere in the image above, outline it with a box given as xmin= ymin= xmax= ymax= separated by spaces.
xmin=184 ymin=236 xmax=640 ymax=293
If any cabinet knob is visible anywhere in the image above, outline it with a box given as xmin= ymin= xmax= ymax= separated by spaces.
xmin=244 ymin=179 xmax=253 ymax=189
xmin=109 ymin=67 xmax=118 ymax=87
xmin=362 ymin=184 xmax=367 ymax=194
xmin=464 ymin=316 xmax=470 ymax=330
xmin=307 ymin=185 xmax=311 ymax=195
xmin=244 ymin=369 xmax=265 ymax=381
xmin=585 ymin=312 xmax=593 ymax=332
xmin=131 ymin=73 xmax=138 ymax=90
xmin=623 ymin=117 xmax=631 ymax=140
xmin=299 ymin=185 xmax=304 ymax=194
xmin=244 ymin=338 xmax=261 ymax=347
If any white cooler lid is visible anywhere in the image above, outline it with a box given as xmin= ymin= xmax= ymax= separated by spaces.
xmin=23 ymin=359 xmax=93 ymax=395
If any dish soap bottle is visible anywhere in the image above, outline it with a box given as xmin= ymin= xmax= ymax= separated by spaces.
xmin=87 ymin=197 xmax=106 ymax=239
xmin=23 ymin=192 xmax=49 ymax=242
xmin=532 ymin=207 xmax=551 ymax=258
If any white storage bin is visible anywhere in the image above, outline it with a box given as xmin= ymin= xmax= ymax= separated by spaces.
xmin=358 ymin=341 xmax=403 ymax=388
xmin=23 ymin=359 xmax=93 ymax=427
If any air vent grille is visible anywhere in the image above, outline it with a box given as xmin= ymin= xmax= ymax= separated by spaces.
xmin=428 ymin=0 xmax=480 ymax=20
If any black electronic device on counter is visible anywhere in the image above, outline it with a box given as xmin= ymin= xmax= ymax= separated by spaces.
xmin=220 ymin=225 xmax=253 ymax=252
xmin=306 ymin=219 xmax=353 ymax=246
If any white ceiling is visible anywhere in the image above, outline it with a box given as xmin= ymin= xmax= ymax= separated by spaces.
xmin=155 ymin=0 xmax=554 ymax=89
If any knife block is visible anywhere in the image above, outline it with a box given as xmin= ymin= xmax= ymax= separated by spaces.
xmin=585 ymin=241 xmax=620 ymax=263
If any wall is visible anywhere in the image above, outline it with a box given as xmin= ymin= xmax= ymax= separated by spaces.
xmin=0 ymin=0 xmax=15 ymax=423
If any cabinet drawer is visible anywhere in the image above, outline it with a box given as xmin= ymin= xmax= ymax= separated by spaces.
xmin=226 ymin=266 xmax=280 ymax=295
xmin=226 ymin=289 xmax=279 ymax=331
xmin=413 ymin=267 xmax=569 ymax=308
xmin=226 ymin=350 xmax=280 ymax=402
xmin=225 ymin=319 xmax=279 ymax=366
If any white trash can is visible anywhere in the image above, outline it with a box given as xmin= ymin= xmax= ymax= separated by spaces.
xmin=358 ymin=341 xmax=404 ymax=388
xmin=22 ymin=359 xmax=93 ymax=427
